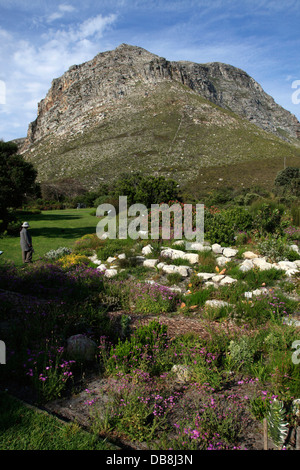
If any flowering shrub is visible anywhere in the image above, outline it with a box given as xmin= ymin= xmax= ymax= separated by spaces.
xmin=0 ymin=261 xmax=104 ymax=302
xmin=257 ymin=236 xmax=293 ymax=262
xmin=227 ymin=335 xmax=259 ymax=371
xmin=58 ymin=253 xmax=91 ymax=269
xmin=44 ymin=247 xmax=72 ymax=260
xmin=171 ymin=392 xmax=248 ymax=450
xmin=24 ymin=346 xmax=75 ymax=402
xmin=103 ymin=320 xmax=171 ymax=375
xmin=130 ymin=282 xmax=180 ymax=314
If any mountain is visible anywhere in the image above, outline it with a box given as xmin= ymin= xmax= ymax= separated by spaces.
xmin=20 ymin=44 xmax=300 ymax=195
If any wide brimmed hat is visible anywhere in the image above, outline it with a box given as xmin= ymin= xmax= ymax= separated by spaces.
xmin=22 ymin=222 xmax=30 ymax=228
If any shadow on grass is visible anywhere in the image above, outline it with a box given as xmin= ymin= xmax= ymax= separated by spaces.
xmin=22 ymin=214 xmax=83 ymax=222
xmin=30 ymin=226 xmax=96 ymax=239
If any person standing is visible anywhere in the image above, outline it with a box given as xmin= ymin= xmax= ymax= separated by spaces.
xmin=20 ymin=222 xmax=33 ymax=263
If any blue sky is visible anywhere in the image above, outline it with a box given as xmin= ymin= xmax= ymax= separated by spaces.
xmin=0 ymin=0 xmax=299 ymax=142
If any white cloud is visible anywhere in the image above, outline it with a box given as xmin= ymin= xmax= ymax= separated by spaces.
xmin=78 ymin=14 xmax=116 ymax=39
xmin=0 ymin=12 xmax=118 ymax=140
xmin=59 ymin=4 xmax=76 ymax=13
xmin=11 ymin=13 xmax=117 ymax=82
xmin=47 ymin=3 xmax=77 ymax=23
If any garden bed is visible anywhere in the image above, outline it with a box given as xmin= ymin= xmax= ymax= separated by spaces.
xmin=1 ymin=215 xmax=300 ymax=451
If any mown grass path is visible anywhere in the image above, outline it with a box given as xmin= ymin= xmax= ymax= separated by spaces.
xmin=0 ymin=209 xmax=97 ymax=266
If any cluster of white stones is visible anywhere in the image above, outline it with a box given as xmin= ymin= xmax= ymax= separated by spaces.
xmin=89 ymin=240 xmax=299 ymax=286
xmin=87 ymin=240 xmax=300 ymax=324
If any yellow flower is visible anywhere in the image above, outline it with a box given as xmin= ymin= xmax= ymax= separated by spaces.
xmin=59 ymin=253 xmax=90 ymax=268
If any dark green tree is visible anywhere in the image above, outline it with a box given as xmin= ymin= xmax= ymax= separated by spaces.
xmin=274 ymin=166 xmax=300 ymax=197
xmin=112 ymin=172 xmax=143 ymax=206
xmin=112 ymin=172 xmax=179 ymax=207
xmin=135 ymin=175 xmax=179 ymax=207
xmin=0 ymin=141 xmax=39 ymax=230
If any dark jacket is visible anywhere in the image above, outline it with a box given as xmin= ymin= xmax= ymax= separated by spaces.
xmin=20 ymin=228 xmax=32 ymax=251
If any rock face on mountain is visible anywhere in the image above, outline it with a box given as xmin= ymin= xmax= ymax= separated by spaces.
xmin=23 ymin=44 xmax=299 ymax=148
xmin=20 ymin=44 xmax=300 ymax=191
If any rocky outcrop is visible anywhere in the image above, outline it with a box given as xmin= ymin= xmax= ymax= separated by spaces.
xmin=172 ymin=60 xmax=300 ymax=141
xmin=22 ymin=44 xmax=300 ymax=150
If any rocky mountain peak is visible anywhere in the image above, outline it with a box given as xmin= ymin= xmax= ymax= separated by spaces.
xmin=22 ymin=44 xmax=299 ymax=150
xmin=19 ymin=44 xmax=300 ymax=192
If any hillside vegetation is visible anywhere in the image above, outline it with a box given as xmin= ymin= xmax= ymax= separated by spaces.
xmin=22 ymin=81 xmax=300 ymax=196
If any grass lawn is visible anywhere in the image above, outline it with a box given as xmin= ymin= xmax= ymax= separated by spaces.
xmin=0 ymin=208 xmax=98 ymax=266
xmin=0 ymin=392 xmax=115 ymax=450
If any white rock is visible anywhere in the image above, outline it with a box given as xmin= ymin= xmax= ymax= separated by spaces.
xmin=142 ymin=244 xmax=153 ymax=255
xmin=205 ymin=300 xmax=230 ymax=308
xmin=212 ymin=243 xmax=223 ymax=254
xmin=239 ymin=259 xmax=254 ymax=272
xmin=89 ymin=256 xmax=102 ymax=265
xmin=172 ymin=240 xmax=185 ymax=246
xmin=277 ymin=260 xmax=298 ymax=271
xmin=104 ymin=269 xmax=118 ymax=278
xmin=205 ymin=281 xmax=216 ymax=288
xmin=216 ymin=256 xmax=231 ymax=267
xmin=243 ymin=251 xmax=259 ymax=260
xmin=200 ymin=246 xmax=212 ymax=252
xmin=212 ymin=274 xmax=225 ymax=283
xmin=118 ymin=253 xmax=126 ymax=259
xmin=161 ymin=264 xmax=191 ymax=277
xmin=188 ymin=242 xmax=211 ymax=251
xmin=161 ymin=264 xmax=177 ymax=274
xmin=245 ymin=289 xmax=266 ymax=298
xmin=219 ymin=276 xmax=237 ymax=285
xmin=176 ymin=266 xmax=191 ymax=277
xmin=143 ymin=259 xmax=158 ymax=268
xmin=197 ymin=272 xmax=215 ymax=280
xmin=285 ymin=269 xmax=299 ymax=277
xmin=252 ymin=289 xmax=263 ymax=296
xmin=294 ymin=260 xmax=300 ymax=268
xmin=97 ymin=264 xmax=107 ymax=271
xmin=290 ymin=244 xmax=299 ymax=253
xmin=160 ymin=247 xmax=198 ymax=264
xmin=182 ymin=253 xmax=199 ymax=264
xmin=223 ymin=248 xmax=238 ymax=258
xmin=161 ymin=248 xmax=186 ymax=259
xmin=157 ymin=262 xmax=166 ymax=269
xmin=283 ymin=317 xmax=300 ymax=327
xmin=106 ymin=256 xmax=116 ymax=263
xmin=271 ymin=263 xmax=283 ymax=270
xmin=252 ymin=258 xmax=273 ymax=270
xmin=171 ymin=364 xmax=191 ymax=382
